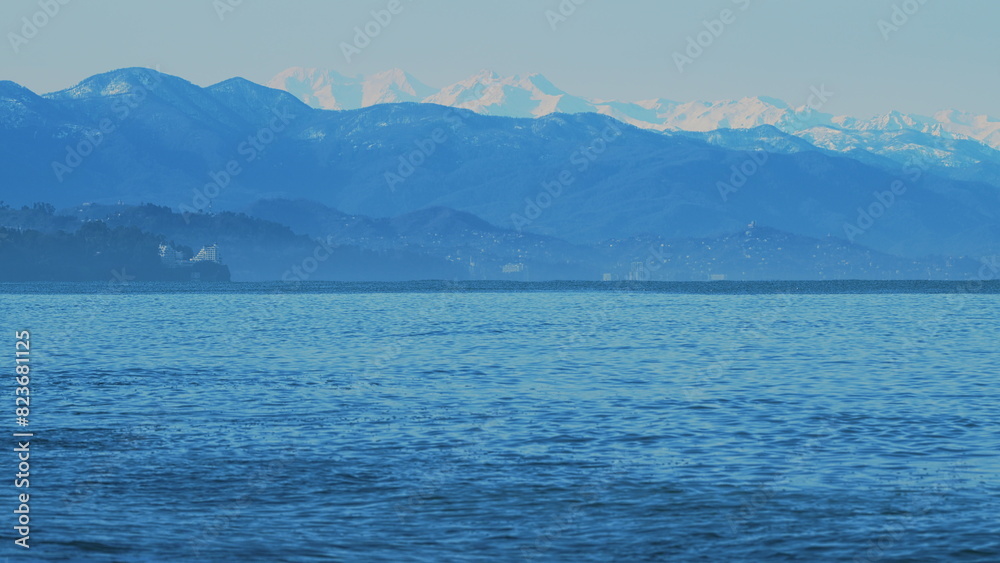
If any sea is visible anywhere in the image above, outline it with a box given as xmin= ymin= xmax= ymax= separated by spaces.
xmin=1 ymin=281 xmax=998 ymax=561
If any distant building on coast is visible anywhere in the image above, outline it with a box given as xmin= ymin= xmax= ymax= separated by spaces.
xmin=158 ymin=243 xmax=229 ymax=281
xmin=628 ymin=261 xmax=646 ymax=281
xmin=191 ymin=244 xmax=221 ymax=264
xmin=159 ymin=243 xmax=223 ymax=268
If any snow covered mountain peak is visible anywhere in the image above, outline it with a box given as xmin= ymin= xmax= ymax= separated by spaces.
xmin=421 ymin=70 xmax=593 ymax=117
xmin=931 ymin=109 xmax=1000 ymax=147
xmin=360 ymin=68 xmax=435 ymax=106
xmin=265 ymin=67 xmax=362 ymax=110
xmin=265 ymin=66 xmax=1000 ymax=154
xmin=45 ymin=67 xmax=172 ymax=100
xmin=468 ymin=69 xmax=502 ymax=82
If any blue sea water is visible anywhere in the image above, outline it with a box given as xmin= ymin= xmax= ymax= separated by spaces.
xmin=1 ymin=282 xmax=998 ymax=561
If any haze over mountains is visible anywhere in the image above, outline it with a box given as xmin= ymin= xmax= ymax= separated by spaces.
xmin=266 ymin=68 xmax=1000 ymax=189
xmin=269 ymin=67 xmax=1000 ymax=149
xmin=2 ymin=67 xmax=999 ymax=280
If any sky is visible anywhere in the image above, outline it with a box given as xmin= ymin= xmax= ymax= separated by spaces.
xmin=2 ymin=0 xmax=998 ymax=119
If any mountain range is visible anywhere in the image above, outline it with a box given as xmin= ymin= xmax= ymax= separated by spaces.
xmin=0 ymin=200 xmax=980 ymax=282
xmin=268 ymin=67 xmax=1000 ymax=170
xmin=1 ymin=67 xmax=999 ymax=280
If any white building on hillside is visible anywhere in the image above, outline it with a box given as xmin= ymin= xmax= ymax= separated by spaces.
xmin=191 ymin=244 xmax=220 ymax=264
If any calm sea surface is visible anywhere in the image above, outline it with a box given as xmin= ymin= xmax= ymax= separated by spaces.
xmin=1 ymin=282 xmax=998 ymax=561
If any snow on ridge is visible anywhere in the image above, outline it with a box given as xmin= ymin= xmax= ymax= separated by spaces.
xmin=264 ymin=67 xmax=1000 ymax=153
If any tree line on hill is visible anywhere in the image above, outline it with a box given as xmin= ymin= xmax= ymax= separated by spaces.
xmin=0 ymin=205 xmax=229 ymax=281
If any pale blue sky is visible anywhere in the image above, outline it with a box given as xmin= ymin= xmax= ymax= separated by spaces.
xmin=2 ymin=0 xmax=997 ymax=118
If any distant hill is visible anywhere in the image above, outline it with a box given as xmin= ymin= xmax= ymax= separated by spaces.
xmin=3 ymin=68 xmax=1000 ymax=280
xmin=1 ymin=69 xmax=999 ymax=262
xmin=265 ymin=67 xmax=1000 ymax=179
xmin=0 ymin=203 xmax=465 ymax=282
xmin=247 ymin=199 xmax=983 ymax=281
xmin=0 ymin=220 xmax=229 ymax=282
